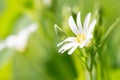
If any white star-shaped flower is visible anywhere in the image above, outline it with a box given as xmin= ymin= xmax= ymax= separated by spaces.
xmin=57 ymin=12 xmax=97 ymax=55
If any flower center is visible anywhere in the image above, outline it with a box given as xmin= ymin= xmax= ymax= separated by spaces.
xmin=76 ymin=34 xmax=86 ymax=43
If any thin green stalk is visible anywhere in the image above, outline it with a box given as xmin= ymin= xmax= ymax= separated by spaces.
xmin=99 ymin=18 xmax=120 ymax=48
xmin=74 ymin=53 xmax=93 ymax=80
xmin=90 ymin=70 xmax=93 ymax=80
xmin=85 ymin=57 xmax=93 ymax=80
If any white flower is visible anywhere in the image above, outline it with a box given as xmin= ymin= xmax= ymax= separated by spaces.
xmin=57 ymin=12 xmax=96 ymax=55
xmin=0 ymin=23 xmax=38 ymax=52
xmin=43 ymin=0 xmax=52 ymax=7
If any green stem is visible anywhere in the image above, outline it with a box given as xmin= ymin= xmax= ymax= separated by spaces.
xmin=85 ymin=58 xmax=93 ymax=80
xmin=89 ymin=50 xmax=97 ymax=80
xmin=90 ymin=70 xmax=92 ymax=80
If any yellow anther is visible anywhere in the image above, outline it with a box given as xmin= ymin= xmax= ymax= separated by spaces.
xmin=76 ymin=34 xmax=86 ymax=43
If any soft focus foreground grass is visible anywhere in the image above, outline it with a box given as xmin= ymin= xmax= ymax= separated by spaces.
xmin=0 ymin=0 xmax=120 ymax=80
xmin=0 ymin=61 xmax=13 ymax=80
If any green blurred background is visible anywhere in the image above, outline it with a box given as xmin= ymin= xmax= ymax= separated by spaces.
xmin=0 ymin=0 xmax=120 ymax=80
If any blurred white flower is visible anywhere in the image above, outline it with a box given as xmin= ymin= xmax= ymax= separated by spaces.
xmin=0 ymin=23 xmax=38 ymax=52
xmin=43 ymin=0 xmax=52 ymax=7
xmin=57 ymin=12 xmax=96 ymax=55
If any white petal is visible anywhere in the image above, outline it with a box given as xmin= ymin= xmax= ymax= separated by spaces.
xmin=61 ymin=42 xmax=78 ymax=53
xmin=68 ymin=45 xmax=78 ymax=55
xmin=68 ymin=16 xmax=79 ymax=35
xmin=83 ymin=13 xmax=91 ymax=31
xmin=81 ymin=38 xmax=91 ymax=48
xmin=58 ymin=42 xmax=77 ymax=53
xmin=5 ymin=35 xmax=18 ymax=48
xmin=79 ymin=42 xmax=86 ymax=48
xmin=84 ymin=39 xmax=91 ymax=47
xmin=16 ymin=33 xmax=28 ymax=51
xmin=57 ymin=37 xmax=76 ymax=47
xmin=26 ymin=23 xmax=38 ymax=34
xmin=77 ymin=12 xmax=82 ymax=31
xmin=87 ymin=34 xmax=93 ymax=39
xmin=89 ymin=19 xmax=96 ymax=33
xmin=18 ymin=23 xmax=38 ymax=37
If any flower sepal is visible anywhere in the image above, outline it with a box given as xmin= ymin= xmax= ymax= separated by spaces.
xmin=54 ymin=24 xmax=67 ymax=40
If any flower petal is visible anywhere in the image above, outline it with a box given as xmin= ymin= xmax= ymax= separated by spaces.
xmin=83 ymin=13 xmax=91 ymax=31
xmin=57 ymin=37 xmax=76 ymax=47
xmin=87 ymin=34 xmax=93 ymax=39
xmin=68 ymin=16 xmax=79 ymax=35
xmin=89 ymin=19 xmax=96 ymax=33
xmin=84 ymin=39 xmax=91 ymax=47
xmin=26 ymin=23 xmax=38 ymax=33
xmin=77 ymin=12 xmax=82 ymax=31
xmin=68 ymin=45 xmax=78 ymax=55
xmin=58 ymin=42 xmax=77 ymax=53
xmin=5 ymin=35 xmax=18 ymax=48
xmin=79 ymin=42 xmax=86 ymax=48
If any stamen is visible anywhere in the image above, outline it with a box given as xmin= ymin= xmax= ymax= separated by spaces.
xmin=76 ymin=34 xmax=86 ymax=43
